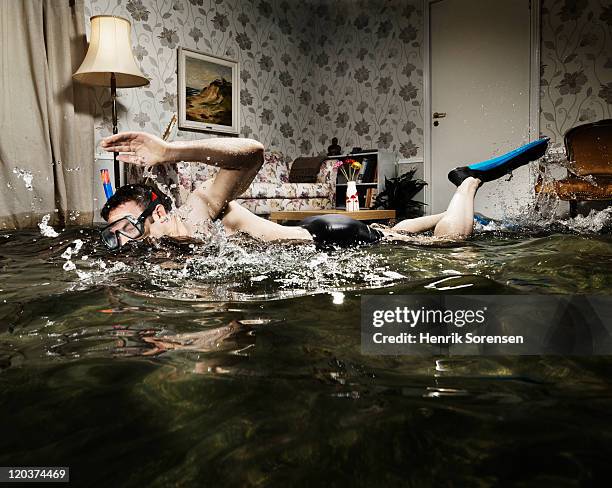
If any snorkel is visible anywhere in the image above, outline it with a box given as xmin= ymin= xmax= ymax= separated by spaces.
xmin=100 ymin=169 xmax=114 ymax=200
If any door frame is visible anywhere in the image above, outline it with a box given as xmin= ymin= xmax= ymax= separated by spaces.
xmin=422 ymin=0 xmax=541 ymax=213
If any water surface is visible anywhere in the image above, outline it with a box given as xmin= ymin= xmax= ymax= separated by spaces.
xmin=1 ymin=223 xmax=611 ymax=486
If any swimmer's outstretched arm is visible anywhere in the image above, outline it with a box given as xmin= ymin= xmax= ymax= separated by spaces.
xmin=100 ymin=131 xmax=264 ymax=168
xmin=100 ymin=131 xmax=264 ymax=219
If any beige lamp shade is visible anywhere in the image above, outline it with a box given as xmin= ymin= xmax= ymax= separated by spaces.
xmin=73 ymin=15 xmax=149 ymax=87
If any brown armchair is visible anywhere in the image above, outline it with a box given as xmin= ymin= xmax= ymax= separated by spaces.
xmin=535 ymin=119 xmax=612 ymax=217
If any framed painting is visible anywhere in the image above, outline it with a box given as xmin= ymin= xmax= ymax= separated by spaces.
xmin=177 ymin=47 xmax=240 ymax=135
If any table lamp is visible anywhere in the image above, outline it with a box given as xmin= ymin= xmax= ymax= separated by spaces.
xmin=73 ymin=15 xmax=149 ymax=191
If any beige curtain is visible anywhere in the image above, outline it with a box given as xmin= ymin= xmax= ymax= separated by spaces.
xmin=0 ymin=0 xmax=94 ymax=229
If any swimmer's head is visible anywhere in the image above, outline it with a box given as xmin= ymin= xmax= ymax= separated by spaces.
xmin=100 ymin=184 xmax=173 ymax=250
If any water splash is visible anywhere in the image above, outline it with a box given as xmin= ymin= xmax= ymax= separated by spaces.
xmin=38 ymin=214 xmax=59 ymax=237
xmin=12 ymin=168 xmax=33 ymax=191
xmin=473 ymin=205 xmax=611 ymax=236
xmin=61 ymin=239 xmax=83 ymax=271
xmin=61 ymin=230 xmax=405 ymax=300
xmin=68 ymin=210 xmax=81 ymax=222
xmin=477 ymin=146 xmax=612 ymax=233
xmin=558 ymin=207 xmax=612 ymax=233
xmin=143 ymin=237 xmax=402 ymax=299
xmin=142 ymin=165 xmax=179 ymax=210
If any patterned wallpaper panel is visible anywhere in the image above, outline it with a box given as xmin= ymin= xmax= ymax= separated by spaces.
xmin=305 ymin=0 xmax=423 ymax=158
xmin=540 ymin=0 xmax=612 ymax=144
xmin=84 ymin=0 xmax=316 ymax=159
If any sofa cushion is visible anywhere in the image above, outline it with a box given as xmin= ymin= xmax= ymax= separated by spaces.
xmin=288 ymin=156 xmax=326 ymax=183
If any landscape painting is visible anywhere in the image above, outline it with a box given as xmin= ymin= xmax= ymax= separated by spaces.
xmin=177 ymin=48 xmax=239 ymax=134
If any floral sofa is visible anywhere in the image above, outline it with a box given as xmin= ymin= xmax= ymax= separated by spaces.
xmin=127 ymin=151 xmax=338 ymax=215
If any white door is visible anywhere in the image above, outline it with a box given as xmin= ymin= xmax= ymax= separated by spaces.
xmin=429 ymin=0 xmax=534 ymax=218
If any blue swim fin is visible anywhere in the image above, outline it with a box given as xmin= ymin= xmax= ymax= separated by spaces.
xmin=473 ymin=213 xmax=492 ymax=226
xmin=448 ymin=137 xmax=549 ymax=186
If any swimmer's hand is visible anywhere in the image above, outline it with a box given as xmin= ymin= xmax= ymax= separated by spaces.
xmin=100 ymin=132 xmax=172 ymax=166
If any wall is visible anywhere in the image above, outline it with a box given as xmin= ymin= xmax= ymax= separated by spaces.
xmin=84 ymin=0 xmax=315 ymax=159
xmin=305 ymin=0 xmax=612 ymax=157
xmin=306 ymin=0 xmax=423 ymax=158
xmin=84 ymin=0 xmax=424 ymax=161
xmin=84 ymin=0 xmax=611 ymax=162
xmin=540 ymin=0 xmax=612 ymax=145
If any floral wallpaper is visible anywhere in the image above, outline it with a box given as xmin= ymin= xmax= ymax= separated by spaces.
xmin=84 ymin=0 xmax=316 ymax=159
xmin=83 ymin=0 xmax=610 ymax=163
xmin=84 ymin=0 xmax=424 ymax=161
xmin=305 ymin=0 xmax=423 ymax=158
xmin=540 ymin=0 xmax=612 ymax=144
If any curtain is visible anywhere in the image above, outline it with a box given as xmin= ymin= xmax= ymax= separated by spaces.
xmin=0 ymin=0 xmax=94 ymax=229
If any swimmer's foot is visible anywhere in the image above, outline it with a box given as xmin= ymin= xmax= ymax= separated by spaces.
xmin=448 ymin=167 xmax=486 ymax=187
xmin=448 ymin=137 xmax=550 ymax=186
xmin=456 ymin=176 xmax=482 ymax=193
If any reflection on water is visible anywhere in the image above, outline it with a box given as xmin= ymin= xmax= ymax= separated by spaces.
xmin=0 ymin=216 xmax=611 ymax=486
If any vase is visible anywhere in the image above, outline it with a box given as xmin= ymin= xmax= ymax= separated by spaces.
xmin=345 ymin=180 xmax=360 ymax=212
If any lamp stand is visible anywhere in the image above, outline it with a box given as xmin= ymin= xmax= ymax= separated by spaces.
xmin=110 ymin=72 xmax=120 ymax=191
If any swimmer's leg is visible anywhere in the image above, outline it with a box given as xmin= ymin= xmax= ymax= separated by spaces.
xmin=392 ymin=213 xmax=446 ymax=233
xmin=433 ymin=177 xmax=480 ymax=239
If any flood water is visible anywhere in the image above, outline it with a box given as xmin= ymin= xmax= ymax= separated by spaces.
xmin=1 ymin=219 xmax=611 ymax=486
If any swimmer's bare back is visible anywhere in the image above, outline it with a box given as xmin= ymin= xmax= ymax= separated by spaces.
xmin=177 ymin=183 xmax=313 ymax=242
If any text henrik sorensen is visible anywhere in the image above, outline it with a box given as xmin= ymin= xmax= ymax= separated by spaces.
xmin=372 ymin=332 xmax=524 ymax=345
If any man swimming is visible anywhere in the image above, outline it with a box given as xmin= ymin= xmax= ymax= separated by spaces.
xmin=99 ymin=131 xmax=548 ymax=250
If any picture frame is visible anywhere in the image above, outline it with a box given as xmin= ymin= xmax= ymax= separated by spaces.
xmin=177 ymin=47 xmax=240 ymax=135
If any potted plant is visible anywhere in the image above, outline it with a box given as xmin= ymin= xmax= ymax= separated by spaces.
xmin=373 ymin=168 xmax=427 ymax=219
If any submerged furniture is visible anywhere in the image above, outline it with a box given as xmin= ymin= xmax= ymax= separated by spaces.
xmin=73 ymin=15 xmax=149 ymax=190
xmin=535 ymin=119 xmax=612 ymax=216
xmin=128 ymin=152 xmax=339 ymax=215
xmin=269 ymin=209 xmax=396 ymax=223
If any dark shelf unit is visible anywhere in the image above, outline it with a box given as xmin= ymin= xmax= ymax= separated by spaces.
xmin=328 ymin=150 xmax=396 ymax=208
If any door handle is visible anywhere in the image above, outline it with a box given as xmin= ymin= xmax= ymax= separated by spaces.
xmin=433 ymin=112 xmax=447 ymax=119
